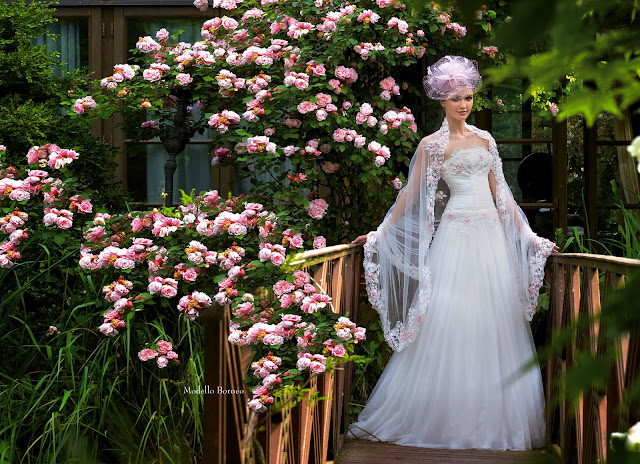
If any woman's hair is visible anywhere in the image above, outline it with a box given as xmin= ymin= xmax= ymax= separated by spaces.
xmin=423 ymin=55 xmax=482 ymax=101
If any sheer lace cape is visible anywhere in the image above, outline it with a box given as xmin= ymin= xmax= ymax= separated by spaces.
xmin=363 ymin=118 xmax=555 ymax=352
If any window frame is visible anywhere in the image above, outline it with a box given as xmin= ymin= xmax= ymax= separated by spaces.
xmin=49 ymin=3 xmax=232 ymax=205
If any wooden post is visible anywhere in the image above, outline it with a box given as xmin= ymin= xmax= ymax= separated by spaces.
xmin=603 ymin=272 xmax=627 ymax=439
xmin=546 ymin=260 xmax=566 ymax=446
xmin=584 ymin=121 xmax=599 ymax=241
xmin=202 ymin=303 xmax=227 ymax=464
xmin=552 ymin=118 xmax=568 ymax=236
xmin=561 ymin=265 xmax=582 ymax=464
xmin=579 ymin=268 xmax=605 ymax=463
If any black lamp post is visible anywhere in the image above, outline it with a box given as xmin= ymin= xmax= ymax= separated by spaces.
xmin=158 ymin=89 xmax=195 ymax=207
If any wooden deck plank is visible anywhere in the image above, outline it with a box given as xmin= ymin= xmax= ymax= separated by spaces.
xmin=335 ymin=439 xmax=551 ymax=464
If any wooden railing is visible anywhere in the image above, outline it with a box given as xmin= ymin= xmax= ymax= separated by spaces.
xmin=545 ymin=253 xmax=640 ymax=464
xmin=202 ymin=243 xmax=362 ymax=464
xmin=203 ymin=246 xmax=640 ymax=464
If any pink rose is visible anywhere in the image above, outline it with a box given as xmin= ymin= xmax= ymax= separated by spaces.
xmin=309 ymin=361 xmax=326 ymax=374
xmin=138 ymin=348 xmax=158 ymax=361
xmin=221 ymin=17 xmax=239 ymax=30
xmin=289 ymin=235 xmax=304 ymax=248
xmin=143 ymin=68 xmax=162 ymax=82
xmin=56 ymin=217 xmax=73 ymax=229
xmin=313 ymin=236 xmax=326 ymax=249
xmin=193 ymin=0 xmax=209 ymax=11
xmin=296 ymin=357 xmax=311 ymax=370
xmin=332 ymin=344 xmax=346 ymax=357
xmin=161 ymin=285 xmax=177 ymax=298
xmin=273 ymin=280 xmax=295 ymax=296
xmin=99 ymin=322 xmax=119 ymax=337
xmin=270 ymin=253 xmax=285 ymax=266
xmin=156 ymin=340 xmax=173 ymax=354
xmin=148 ymin=281 xmax=163 ymax=294
xmin=156 ymin=28 xmax=169 ymax=41
xmin=176 ymin=73 xmax=193 ymax=86
xmin=316 ymin=109 xmax=328 ymax=121
xmin=313 ymin=65 xmax=326 ymax=76
xmin=297 ymin=101 xmax=317 ymax=114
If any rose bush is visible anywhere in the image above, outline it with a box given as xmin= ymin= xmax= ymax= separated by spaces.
xmin=1 ymin=143 xmax=365 ymax=415
xmin=76 ymin=183 xmax=366 ymax=412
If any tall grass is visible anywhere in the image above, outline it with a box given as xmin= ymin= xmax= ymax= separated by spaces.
xmin=558 ymin=180 xmax=640 ymax=259
xmin=1 ymin=250 xmax=205 ymax=463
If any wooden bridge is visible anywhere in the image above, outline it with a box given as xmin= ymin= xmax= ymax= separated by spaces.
xmin=201 ymin=244 xmax=640 ymax=464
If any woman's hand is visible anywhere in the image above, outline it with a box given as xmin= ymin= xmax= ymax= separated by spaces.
xmin=551 ymin=244 xmax=560 ymax=253
xmin=351 ymin=234 xmax=368 ymax=246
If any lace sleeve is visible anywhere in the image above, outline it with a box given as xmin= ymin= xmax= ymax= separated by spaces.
xmin=361 ymin=131 xmax=443 ymax=351
xmin=486 ymin=132 xmax=556 ymax=320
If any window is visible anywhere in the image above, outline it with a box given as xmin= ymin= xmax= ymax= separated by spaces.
xmin=488 ymin=79 xmax=555 ymax=236
xmin=44 ymin=2 xmax=235 ymax=205
xmin=34 ymin=18 xmax=89 ymax=76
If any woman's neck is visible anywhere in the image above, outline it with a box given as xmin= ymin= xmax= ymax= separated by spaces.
xmin=445 ymin=116 xmax=466 ymax=135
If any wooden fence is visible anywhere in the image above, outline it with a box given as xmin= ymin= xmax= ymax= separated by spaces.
xmin=202 ymin=243 xmax=362 ymax=464
xmin=545 ymin=253 xmax=640 ymax=463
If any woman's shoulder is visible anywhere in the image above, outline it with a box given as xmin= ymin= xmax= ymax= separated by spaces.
xmin=466 ymin=123 xmax=494 ymax=142
xmin=418 ymin=132 xmax=440 ymax=150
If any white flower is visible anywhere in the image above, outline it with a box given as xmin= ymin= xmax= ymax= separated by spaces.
xmin=626 ymin=421 xmax=640 ymax=451
xmin=627 ymin=136 xmax=640 ymax=173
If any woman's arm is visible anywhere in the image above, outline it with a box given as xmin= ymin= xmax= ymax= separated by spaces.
xmin=387 ymin=136 xmax=432 ymax=225
xmin=488 ymin=169 xmax=497 ymax=200
xmin=351 ymin=135 xmax=437 ymax=245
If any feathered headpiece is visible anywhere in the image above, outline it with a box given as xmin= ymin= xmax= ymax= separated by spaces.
xmin=423 ymin=55 xmax=482 ymax=100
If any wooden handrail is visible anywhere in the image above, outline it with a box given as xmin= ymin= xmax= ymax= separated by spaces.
xmin=549 ymin=253 xmax=640 ymax=274
xmin=545 ymin=252 xmax=640 ymax=464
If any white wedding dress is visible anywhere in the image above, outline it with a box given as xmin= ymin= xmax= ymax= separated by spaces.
xmin=348 ymin=145 xmax=546 ymax=450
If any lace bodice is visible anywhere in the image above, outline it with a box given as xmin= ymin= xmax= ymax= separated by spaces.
xmin=440 ymin=145 xmax=495 ymax=212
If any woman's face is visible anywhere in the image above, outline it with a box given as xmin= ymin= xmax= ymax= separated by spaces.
xmin=440 ymin=88 xmax=474 ymax=121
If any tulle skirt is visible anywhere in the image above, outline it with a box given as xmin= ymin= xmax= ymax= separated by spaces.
xmin=348 ymin=211 xmax=546 ymax=450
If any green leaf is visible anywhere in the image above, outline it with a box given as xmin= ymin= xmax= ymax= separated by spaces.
xmin=53 ymin=234 xmax=66 ymax=246
xmin=58 ymin=389 xmax=72 ymax=411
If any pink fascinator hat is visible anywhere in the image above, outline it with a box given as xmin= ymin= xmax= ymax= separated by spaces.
xmin=423 ymin=55 xmax=482 ymax=100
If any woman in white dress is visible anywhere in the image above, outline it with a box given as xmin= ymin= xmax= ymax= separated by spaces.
xmin=348 ymin=56 xmax=558 ymax=451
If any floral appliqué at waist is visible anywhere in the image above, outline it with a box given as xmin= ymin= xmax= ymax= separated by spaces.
xmin=440 ymin=207 xmax=500 ymax=227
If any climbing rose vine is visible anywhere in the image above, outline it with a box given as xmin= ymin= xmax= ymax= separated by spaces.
xmin=67 ymin=0 xmax=488 ymax=244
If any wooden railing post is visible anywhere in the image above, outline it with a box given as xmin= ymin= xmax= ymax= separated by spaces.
xmin=202 ymin=302 xmax=250 ymax=464
xmin=579 ymin=268 xmax=604 ymax=463
xmin=603 ymin=272 xmax=627 ymax=440
xmin=546 ymin=260 xmax=566 ymax=447
xmin=202 ymin=302 xmax=227 ymax=464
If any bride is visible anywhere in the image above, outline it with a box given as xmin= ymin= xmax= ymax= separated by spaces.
xmin=348 ymin=55 xmax=558 ymax=451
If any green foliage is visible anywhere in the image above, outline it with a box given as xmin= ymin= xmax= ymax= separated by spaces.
xmin=610 ymin=180 xmax=640 ymax=259
xmin=487 ymin=0 xmax=639 ymax=125
xmin=560 ymin=180 xmax=640 ymax=257
xmin=0 ymin=287 xmax=205 ymax=463
xmin=0 ymin=0 xmax=124 ymax=209
xmin=405 ymin=0 xmax=640 ymax=125
xmin=0 ymin=0 xmax=59 ymax=94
